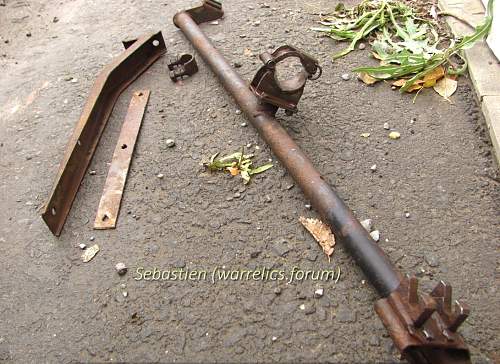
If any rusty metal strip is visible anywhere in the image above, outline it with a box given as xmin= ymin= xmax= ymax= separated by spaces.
xmin=41 ymin=32 xmax=166 ymax=236
xmin=94 ymin=90 xmax=150 ymax=230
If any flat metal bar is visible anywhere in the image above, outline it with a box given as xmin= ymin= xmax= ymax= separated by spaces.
xmin=173 ymin=11 xmax=402 ymax=296
xmin=94 ymin=90 xmax=150 ymax=229
xmin=41 ymin=32 xmax=166 ymax=236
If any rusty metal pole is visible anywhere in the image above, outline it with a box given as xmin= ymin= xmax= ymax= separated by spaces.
xmin=173 ymin=2 xmax=471 ymax=363
xmin=174 ymin=9 xmax=401 ymax=296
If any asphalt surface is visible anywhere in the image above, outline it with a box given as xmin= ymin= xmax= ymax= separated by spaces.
xmin=0 ymin=0 xmax=499 ymax=363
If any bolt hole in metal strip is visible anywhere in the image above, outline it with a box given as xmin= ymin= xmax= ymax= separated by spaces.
xmin=41 ymin=32 xmax=166 ymax=236
xmin=94 ymin=90 xmax=150 ymax=229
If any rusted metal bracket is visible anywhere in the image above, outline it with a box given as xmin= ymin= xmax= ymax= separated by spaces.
xmin=174 ymin=0 xmax=223 ymax=26
xmin=41 ymin=32 xmax=166 ymax=236
xmin=173 ymin=2 xmax=472 ymax=363
xmin=168 ymin=54 xmax=199 ymax=82
xmin=376 ymin=277 xmax=470 ymax=364
xmin=250 ymin=45 xmax=322 ymax=115
xmin=94 ymin=90 xmax=150 ymax=230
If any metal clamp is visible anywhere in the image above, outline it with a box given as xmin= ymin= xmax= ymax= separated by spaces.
xmin=168 ymin=54 xmax=199 ymax=82
xmin=250 ymin=45 xmax=322 ymax=115
xmin=375 ymin=277 xmax=470 ymax=363
xmin=174 ymin=0 xmax=223 ymax=26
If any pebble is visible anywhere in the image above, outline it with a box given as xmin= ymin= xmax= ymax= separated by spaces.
xmin=210 ymin=20 xmax=219 ymax=25
xmin=78 ymin=243 xmax=86 ymax=250
xmin=157 ymin=173 xmax=164 ymax=179
xmin=234 ymin=62 xmax=242 ymax=68
xmin=314 ymin=288 xmax=324 ymax=298
xmin=370 ymin=230 xmax=380 ymax=242
xmin=383 ymin=122 xmax=390 ymax=130
xmin=273 ymin=287 xmax=282 ymax=295
xmin=89 ymin=236 xmax=95 ymax=241
xmin=360 ymin=219 xmax=373 ymax=232
xmin=271 ymin=336 xmax=277 ymax=342
xmin=166 ymin=139 xmax=175 ymax=147
xmin=116 ymin=262 xmax=127 ymax=275
xmin=424 ymin=254 xmax=439 ymax=267
xmin=235 ymin=110 xmax=242 ymax=115
xmin=405 ymin=212 xmax=410 ymax=218
xmin=389 ymin=131 xmax=401 ymax=140
xmin=299 ymin=304 xmax=306 ymax=311
xmin=341 ymin=73 xmax=350 ymax=81
xmin=122 ymin=291 xmax=128 ymax=298
xmin=240 ymin=122 xmax=247 ymax=127
xmin=52 ymin=17 xmax=59 ymax=23
xmin=305 ymin=204 xmax=312 ymax=210
xmin=253 ymin=20 xmax=261 ymax=26
xmin=89 ymin=170 xmax=96 ymax=175
xmin=370 ymin=164 xmax=377 ymax=172
xmin=261 ymin=3 xmax=270 ymax=8
xmin=360 ymin=133 xmax=370 ymax=138
xmin=358 ymin=43 xmax=366 ymax=50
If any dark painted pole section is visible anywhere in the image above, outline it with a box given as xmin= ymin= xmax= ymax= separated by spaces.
xmin=174 ymin=12 xmax=402 ymax=297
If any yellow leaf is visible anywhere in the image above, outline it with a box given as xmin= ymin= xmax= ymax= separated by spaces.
xmin=406 ymin=83 xmax=423 ymax=92
xmin=357 ymin=72 xmax=379 ymax=85
xmin=423 ymin=65 xmax=445 ymax=83
xmin=433 ymin=76 xmax=458 ymax=100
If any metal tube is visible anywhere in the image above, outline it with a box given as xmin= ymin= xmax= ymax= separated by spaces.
xmin=174 ymin=11 xmax=402 ymax=296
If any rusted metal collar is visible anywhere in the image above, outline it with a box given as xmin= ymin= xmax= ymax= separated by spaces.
xmin=42 ymin=32 xmax=166 ymax=236
xmin=168 ymin=54 xmax=199 ymax=82
xmin=250 ymin=45 xmax=322 ymax=114
xmin=376 ymin=277 xmax=470 ymax=363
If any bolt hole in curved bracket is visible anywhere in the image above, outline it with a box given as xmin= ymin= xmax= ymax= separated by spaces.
xmin=41 ymin=32 xmax=166 ymax=236
xmin=250 ymin=45 xmax=322 ymax=115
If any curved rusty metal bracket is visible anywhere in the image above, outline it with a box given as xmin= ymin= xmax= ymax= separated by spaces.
xmin=250 ymin=45 xmax=321 ymax=115
xmin=173 ymin=0 xmax=223 ymax=27
xmin=168 ymin=54 xmax=199 ymax=82
xmin=41 ymin=32 xmax=166 ymax=236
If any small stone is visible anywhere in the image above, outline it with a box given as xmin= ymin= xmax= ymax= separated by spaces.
xmin=370 ymin=230 xmax=380 ymax=242
xmin=261 ymin=3 xmax=270 ymax=8
xmin=383 ymin=122 xmax=390 ymax=130
xmin=52 ymin=17 xmax=59 ymax=23
xmin=235 ymin=109 xmax=242 ymax=115
xmin=271 ymin=336 xmax=277 ymax=342
xmin=305 ymin=204 xmax=312 ymax=210
xmin=157 ymin=173 xmax=164 ymax=179
xmin=81 ymin=244 xmax=99 ymax=263
xmin=250 ymin=251 xmax=261 ymax=259
xmin=116 ymin=262 xmax=127 ymax=275
xmin=424 ymin=254 xmax=439 ymax=268
xmin=240 ymin=122 xmax=247 ymax=127
xmin=360 ymin=219 xmax=373 ymax=232
xmin=210 ymin=20 xmax=219 ymax=25
xmin=299 ymin=304 xmax=306 ymax=311
xmin=26 ymin=32 xmax=32 ymax=37
xmin=273 ymin=287 xmax=282 ymax=295
xmin=389 ymin=131 xmax=401 ymax=140
xmin=70 ymin=78 xmax=78 ymax=83
xmin=360 ymin=132 xmax=370 ymax=138
xmin=341 ymin=73 xmax=350 ymax=81
xmin=239 ymin=34 xmax=247 ymax=38
xmin=405 ymin=212 xmax=410 ymax=218
xmin=89 ymin=170 xmax=96 ymax=175
xmin=314 ymin=288 xmax=324 ymax=298
xmin=358 ymin=43 xmax=366 ymax=50
xmin=78 ymin=243 xmax=86 ymax=250
xmin=166 ymin=139 xmax=175 ymax=147
xmin=234 ymin=62 xmax=242 ymax=68
xmin=253 ymin=20 xmax=261 ymax=26
xmin=122 ymin=291 xmax=128 ymax=298
xmin=370 ymin=164 xmax=377 ymax=172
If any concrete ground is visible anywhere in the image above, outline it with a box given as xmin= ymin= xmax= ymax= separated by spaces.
xmin=0 ymin=0 xmax=498 ymax=363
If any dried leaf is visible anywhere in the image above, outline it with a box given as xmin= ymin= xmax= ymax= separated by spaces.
xmin=299 ymin=217 xmax=335 ymax=258
xmin=82 ymin=244 xmax=100 ymax=262
xmin=406 ymin=83 xmax=423 ymax=92
xmin=433 ymin=76 xmax=458 ymax=100
xmin=422 ymin=65 xmax=445 ymax=87
xmin=228 ymin=166 xmax=240 ymax=176
xmin=357 ymin=72 xmax=379 ymax=85
xmin=392 ymin=78 xmax=408 ymax=87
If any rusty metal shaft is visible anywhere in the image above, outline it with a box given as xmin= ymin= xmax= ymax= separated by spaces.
xmin=174 ymin=11 xmax=402 ymax=296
